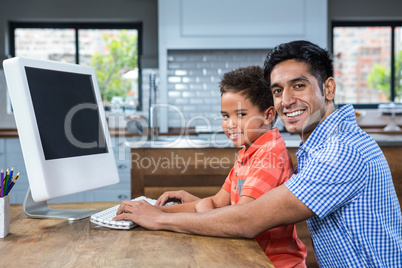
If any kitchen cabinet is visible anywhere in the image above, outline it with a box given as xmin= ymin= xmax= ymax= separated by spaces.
xmin=131 ymin=147 xmax=240 ymax=199
xmin=382 ymin=147 xmax=402 ymax=203
xmin=4 ymin=138 xmax=29 ymax=203
xmin=158 ymin=0 xmax=327 ymax=50
xmin=86 ymin=136 xmax=131 ymax=201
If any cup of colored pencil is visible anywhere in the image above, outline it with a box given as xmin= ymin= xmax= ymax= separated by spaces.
xmin=0 ymin=167 xmax=18 ymax=238
xmin=1 ymin=167 xmax=20 ymax=198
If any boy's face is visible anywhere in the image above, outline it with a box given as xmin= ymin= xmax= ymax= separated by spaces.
xmin=220 ymin=91 xmax=270 ymax=148
xmin=269 ymin=59 xmax=334 ymax=141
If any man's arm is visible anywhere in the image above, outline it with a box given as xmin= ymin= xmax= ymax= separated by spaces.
xmin=114 ymin=184 xmax=314 ymax=238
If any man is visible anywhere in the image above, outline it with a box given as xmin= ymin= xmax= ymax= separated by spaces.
xmin=114 ymin=40 xmax=402 ymax=267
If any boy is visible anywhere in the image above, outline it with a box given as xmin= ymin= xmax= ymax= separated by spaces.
xmin=116 ymin=66 xmax=307 ymax=267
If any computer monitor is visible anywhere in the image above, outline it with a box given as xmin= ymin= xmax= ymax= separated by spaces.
xmin=3 ymin=57 xmax=119 ymax=220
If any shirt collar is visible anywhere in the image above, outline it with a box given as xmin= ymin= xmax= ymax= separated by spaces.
xmin=238 ymin=127 xmax=282 ymax=160
xmin=299 ymin=104 xmax=356 ymax=152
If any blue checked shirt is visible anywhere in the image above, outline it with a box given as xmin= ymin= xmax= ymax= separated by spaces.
xmin=286 ymin=104 xmax=402 ymax=267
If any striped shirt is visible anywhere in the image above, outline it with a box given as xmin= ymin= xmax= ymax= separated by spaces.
xmin=286 ymin=104 xmax=402 ymax=267
xmin=223 ymin=128 xmax=307 ymax=268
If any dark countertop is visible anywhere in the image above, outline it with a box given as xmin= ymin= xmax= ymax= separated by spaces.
xmin=109 ymin=127 xmax=197 ymax=137
xmin=0 ymin=127 xmax=197 ymax=138
xmin=357 ymin=109 xmax=402 ymax=128
xmin=0 ymin=128 xmax=18 ymax=138
xmin=1 ymin=127 xmax=401 ymax=147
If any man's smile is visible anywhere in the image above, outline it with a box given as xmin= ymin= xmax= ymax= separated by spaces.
xmin=283 ymin=109 xmax=306 ymax=118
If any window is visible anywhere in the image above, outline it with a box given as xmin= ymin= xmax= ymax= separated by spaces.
xmin=332 ymin=21 xmax=402 ymax=107
xmin=9 ymin=22 xmax=143 ymax=111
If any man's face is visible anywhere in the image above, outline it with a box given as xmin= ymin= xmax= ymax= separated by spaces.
xmin=270 ymin=59 xmax=331 ymax=141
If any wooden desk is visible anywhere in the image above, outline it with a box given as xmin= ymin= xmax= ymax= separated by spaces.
xmin=0 ymin=202 xmax=273 ymax=267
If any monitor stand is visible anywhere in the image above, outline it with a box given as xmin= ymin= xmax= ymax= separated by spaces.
xmin=23 ymin=188 xmax=98 ymax=221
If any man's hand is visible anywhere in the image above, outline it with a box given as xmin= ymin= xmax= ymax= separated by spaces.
xmin=113 ymin=200 xmax=164 ymax=230
xmin=155 ymin=190 xmax=200 ymax=206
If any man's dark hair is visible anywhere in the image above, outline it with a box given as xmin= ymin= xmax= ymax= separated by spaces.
xmin=219 ymin=65 xmax=276 ymax=122
xmin=263 ymin=40 xmax=333 ymax=93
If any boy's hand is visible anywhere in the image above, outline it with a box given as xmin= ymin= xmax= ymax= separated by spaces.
xmin=155 ymin=190 xmax=200 ymax=206
xmin=113 ymin=200 xmax=163 ymax=230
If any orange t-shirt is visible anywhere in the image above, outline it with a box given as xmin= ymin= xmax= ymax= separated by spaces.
xmin=222 ymin=128 xmax=307 ymax=268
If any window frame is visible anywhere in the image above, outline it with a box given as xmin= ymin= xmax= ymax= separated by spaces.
xmin=8 ymin=21 xmax=143 ymax=111
xmin=331 ymin=20 xmax=402 ymax=109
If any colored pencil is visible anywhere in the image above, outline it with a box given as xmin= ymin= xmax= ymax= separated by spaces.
xmin=6 ymin=167 xmax=14 ymax=194
xmin=10 ymin=167 xmax=14 ymax=179
xmin=6 ymin=172 xmax=19 ymax=196
xmin=3 ymin=169 xmax=9 ymax=197
xmin=8 ymin=167 xmax=14 ymax=182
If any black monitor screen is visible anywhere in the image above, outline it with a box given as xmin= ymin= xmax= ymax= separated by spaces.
xmin=25 ymin=66 xmax=108 ymax=160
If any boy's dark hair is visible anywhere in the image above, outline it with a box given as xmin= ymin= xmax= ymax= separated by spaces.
xmin=263 ymin=40 xmax=333 ymax=94
xmin=219 ymin=65 xmax=277 ymax=123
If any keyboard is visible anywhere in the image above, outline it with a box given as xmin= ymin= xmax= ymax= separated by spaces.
xmin=90 ymin=196 xmax=157 ymax=230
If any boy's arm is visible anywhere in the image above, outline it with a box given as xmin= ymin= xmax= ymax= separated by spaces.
xmin=195 ymin=188 xmax=230 ymax=212
xmin=196 ymin=192 xmax=254 ymax=212
xmin=155 ymin=190 xmax=200 ymax=206
xmin=157 ymin=199 xmax=200 ymax=213
xmin=161 ymin=188 xmax=231 ymax=213
xmin=236 ymin=195 xmax=255 ymax=204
